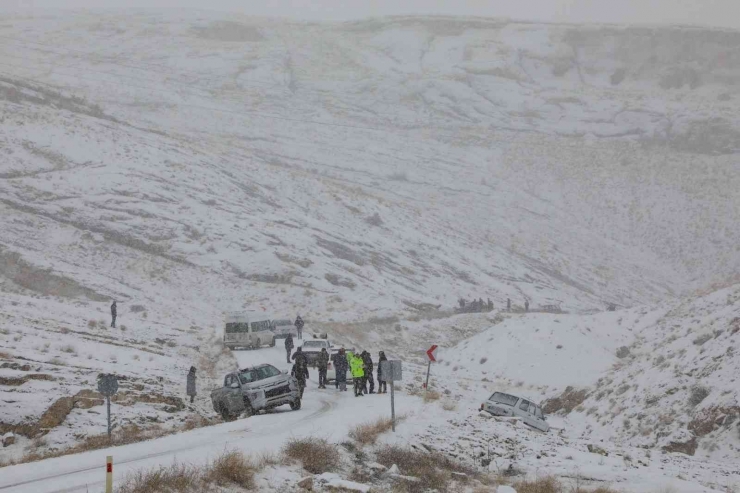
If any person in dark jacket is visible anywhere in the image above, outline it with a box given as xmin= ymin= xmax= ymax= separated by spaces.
xmin=525 ymin=300 xmax=529 ymax=312
xmin=377 ymin=351 xmax=388 ymax=394
xmin=334 ymin=348 xmax=348 ymax=391
xmin=361 ymin=350 xmax=374 ymax=394
xmin=292 ymin=346 xmax=308 ymax=367
xmin=317 ymin=348 xmax=329 ymax=389
xmin=294 ymin=315 xmax=304 ymax=339
xmin=507 ymin=298 xmax=511 ymax=312
xmin=291 ymin=360 xmax=309 ymax=399
xmin=284 ymin=334 xmax=294 ymax=363
xmin=110 ymin=301 xmax=117 ymax=328
xmin=186 ymin=366 xmax=197 ymax=403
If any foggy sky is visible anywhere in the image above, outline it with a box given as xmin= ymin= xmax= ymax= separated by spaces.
xmin=1 ymin=0 xmax=738 ymax=30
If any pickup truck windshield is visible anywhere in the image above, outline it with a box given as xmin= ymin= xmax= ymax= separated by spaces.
xmin=239 ymin=365 xmax=281 ymax=384
xmin=302 ymin=341 xmax=325 ymax=348
xmin=489 ymin=392 xmax=519 ymax=406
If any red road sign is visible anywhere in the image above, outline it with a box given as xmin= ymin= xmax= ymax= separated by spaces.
xmin=426 ymin=345 xmax=438 ymax=362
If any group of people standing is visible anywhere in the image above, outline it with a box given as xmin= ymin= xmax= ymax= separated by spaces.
xmin=332 ymin=349 xmax=388 ymax=397
xmin=284 ymin=340 xmax=390 ymax=399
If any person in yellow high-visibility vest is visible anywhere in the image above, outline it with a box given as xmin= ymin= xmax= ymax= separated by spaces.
xmin=348 ymin=351 xmax=365 ymax=397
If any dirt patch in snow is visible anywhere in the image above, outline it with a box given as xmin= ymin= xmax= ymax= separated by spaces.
xmin=542 ymin=386 xmax=589 ymax=414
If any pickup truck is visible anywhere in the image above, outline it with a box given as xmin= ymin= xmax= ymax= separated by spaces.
xmin=211 ymin=364 xmax=301 ymax=421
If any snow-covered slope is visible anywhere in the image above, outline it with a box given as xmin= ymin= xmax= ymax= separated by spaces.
xmin=1 ymin=9 xmax=740 ymax=467
xmin=440 ymin=286 xmax=740 ymax=462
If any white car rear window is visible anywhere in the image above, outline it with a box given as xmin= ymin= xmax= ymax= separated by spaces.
xmin=303 ymin=341 xmax=325 ymax=348
xmin=489 ymin=392 xmax=519 ymax=406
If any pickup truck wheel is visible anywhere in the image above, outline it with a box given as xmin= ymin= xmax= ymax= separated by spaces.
xmin=290 ymin=398 xmax=301 ymax=411
xmin=243 ymin=399 xmax=254 ymax=418
xmin=220 ymin=406 xmax=234 ymax=422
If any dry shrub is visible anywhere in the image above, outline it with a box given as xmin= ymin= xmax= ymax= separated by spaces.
xmin=688 ymin=385 xmax=710 ymax=407
xmin=424 ymin=390 xmax=441 ymax=403
xmin=513 ymin=476 xmax=620 ymax=493
xmin=116 ymin=462 xmax=200 ymax=493
xmin=282 ymin=437 xmax=340 ymax=474
xmin=87 ymin=319 xmax=96 ymax=329
xmin=206 ymin=451 xmax=256 ymax=489
xmin=183 ymin=414 xmax=217 ymax=431
xmin=376 ymin=445 xmax=475 ymax=493
xmin=442 ymin=399 xmax=458 ymax=411
xmin=349 ymin=417 xmax=394 ymax=445
xmin=514 ymin=477 xmax=561 ymax=493
xmin=117 ymin=451 xmax=256 ymax=493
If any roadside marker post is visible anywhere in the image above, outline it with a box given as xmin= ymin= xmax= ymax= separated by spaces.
xmin=424 ymin=345 xmax=438 ymax=398
xmin=380 ymin=360 xmax=402 ymax=431
xmin=105 ymin=455 xmax=113 ymax=493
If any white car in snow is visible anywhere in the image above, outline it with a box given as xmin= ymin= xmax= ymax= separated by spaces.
xmin=480 ymin=392 xmax=550 ymax=432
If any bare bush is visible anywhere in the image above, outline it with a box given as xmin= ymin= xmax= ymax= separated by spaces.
xmin=325 ymin=273 xmax=357 ymax=289
xmin=388 ymin=171 xmax=408 ymax=181
xmin=117 ymin=451 xmax=256 ymax=493
xmin=116 ymin=462 xmax=200 ymax=493
xmin=688 ymin=386 xmax=710 ymax=407
xmin=349 ymin=417 xmax=394 ymax=445
xmin=480 ymin=357 xmax=488 ymax=364
xmin=424 ymin=390 xmax=441 ymax=403
xmin=130 ymin=305 xmax=146 ymax=313
xmin=206 ymin=451 xmax=257 ymax=489
xmin=282 ymin=437 xmax=340 ymax=474
xmin=87 ymin=320 xmax=96 ymax=329
xmin=376 ymin=445 xmax=474 ymax=492
xmin=442 ymin=400 xmax=458 ymax=411
xmin=693 ymin=334 xmax=713 ymax=346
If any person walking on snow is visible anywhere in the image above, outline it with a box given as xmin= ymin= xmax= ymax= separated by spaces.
xmin=186 ymin=366 xmax=197 ymax=404
xmin=335 ymin=348 xmax=348 ymax=391
xmin=361 ymin=350 xmax=374 ymax=394
xmin=525 ymin=300 xmax=529 ymax=312
xmin=294 ymin=315 xmax=304 ymax=339
xmin=110 ymin=301 xmax=117 ymax=328
xmin=292 ymin=346 xmax=308 ymax=367
xmin=291 ymin=360 xmax=309 ymax=399
xmin=284 ymin=333 xmax=294 ymax=363
xmin=317 ymin=348 xmax=329 ymax=389
xmin=348 ymin=351 xmax=365 ymax=397
xmin=377 ymin=351 xmax=388 ymax=394
xmin=507 ymin=298 xmax=511 ymax=312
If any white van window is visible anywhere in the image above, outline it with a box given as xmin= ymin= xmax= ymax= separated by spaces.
xmin=519 ymin=400 xmax=531 ymax=411
xmin=535 ymin=406 xmax=544 ymax=418
xmin=528 ymin=403 xmax=537 ymax=414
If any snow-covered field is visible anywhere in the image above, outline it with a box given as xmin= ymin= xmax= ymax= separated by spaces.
xmin=0 ymin=9 xmax=739 ymax=492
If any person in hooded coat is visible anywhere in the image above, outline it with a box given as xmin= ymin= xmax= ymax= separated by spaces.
xmin=361 ymin=350 xmax=374 ymax=394
xmin=317 ymin=348 xmax=329 ymax=389
xmin=334 ymin=348 xmax=348 ymax=391
xmin=377 ymin=351 xmax=388 ymax=394
xmin=186 ymin=366 xmax=197 ymax=403
xmin=291 ymin=360 xmax=309 ymax=399
xmin=292 ymin=346 xmax=308 ymax=367
xmin=111 ymin=301 xmax=117 ymax=328
xmin=284 ymin=333 xmax=294 ymax=363
xmin=294 ymin=315 xmax=304 ymax=339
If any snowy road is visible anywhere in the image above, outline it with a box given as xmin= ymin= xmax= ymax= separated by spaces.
xmin=0 ymin=344 xmax=409 ymax=493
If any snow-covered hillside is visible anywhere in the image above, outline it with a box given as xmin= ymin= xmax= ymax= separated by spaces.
xmin=1 ymin=10 xmax=739 ymax=484
xmin=439 ymin=286 xmax=740 ymax=463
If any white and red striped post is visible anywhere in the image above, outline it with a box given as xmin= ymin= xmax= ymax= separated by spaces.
xmin=105 ymin=456 xmax=113 ymax=493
